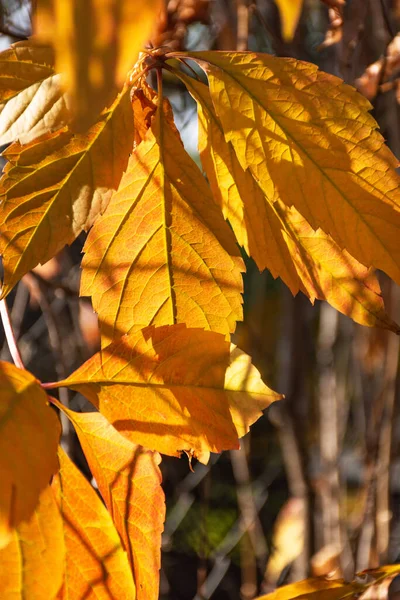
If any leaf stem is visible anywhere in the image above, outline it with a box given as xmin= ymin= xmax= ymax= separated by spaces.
xmin=41 ymin=381 xmax=62 ymax=390
xmin=0 ymin=298 xmax=24 ymax=369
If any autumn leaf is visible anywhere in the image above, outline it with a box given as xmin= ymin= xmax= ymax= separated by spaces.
xmin=81 ymin=98 xmax=244 ymax=344
xmin=187 ymin=51 xmax=400 ymax=286
xmin=275 ymin=0 xmax=303 ymax=41
xmin=51 ymin=324 xmax=281 ymax=463
xmin=52 ymin=447 xmax=136 ymax=600
xmin=0 ymin=361 xmax=60 ymax=549
xmin=58 ymin=406 xmax=164 ymax=600
xmin=0 ymin=485 xmax=65 ymax=600
xmin=256 ymin=577 xmax=356 ymax=600
xmin=34 ymin=0 xmax=162 ymax=129
xmin=182 ymin=75 xmax=399 ymax=332
xmin=0 ymin=86 xmax=134 ymax=298
xmin=256 ymin=564 xmax=400 ymax=600
xmin=0 ymin=40 xmax=69 ymax=145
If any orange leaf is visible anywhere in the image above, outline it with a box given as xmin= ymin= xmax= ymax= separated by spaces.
xmin=256 ymin=564 xmax=400 ymax=600
xmin=54 ymin=324 xmax=281 ymax=463
xmin=52 ymin=447 xmax=136 ymax=600
xmin=0 ymin=485 xmax=65 ymax=600
xmin=188 ymin=51 xmax=400 ymax=286
xmin=0 ymin=86 xmax=134 ymax=298
xmin=34 ymin=0 xmax=162 ymax=129
xmin=81 ymin=101 xmax=244 ymax=344
xmin=0 ymin=362 xmax=60 ymax=549
xmin=182 ymin=74 xmax=399 ymax=332
xmin=0 ymin=40 xmax=69 ymax=145
xmin=60 ymin=407 xmax=164 ymax=600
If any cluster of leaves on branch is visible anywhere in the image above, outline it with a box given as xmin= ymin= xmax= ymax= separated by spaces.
xmin=1 ymin=0 xmax=400 ymax=598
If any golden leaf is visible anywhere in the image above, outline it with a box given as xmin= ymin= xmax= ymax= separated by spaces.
xmin=53 ymin=447 xmax=136 ymax=600
xmin=34 ymin=0 xmax=162 ymax=129
xmin=0 ymin=86 xmax=134 ymax=298
xmin=0 ymin=362 xmax=60 ymax=548
xmin=188 ymin=51 xmax=400 ymax=286
xmin=54 ymin=324 xmax=281 ymax=463
xmin=0 ymin=486 xmax=64 ymax=600
xmin=0 ymin=40 xmax=69 ymax=145
xmin=275 ymin=0 xmax=304 ymax=41
xmin=60 ymin=407 xmax=165 ymax=600
xmin=182 ymin=74 xmax=400 ymax=332
xmin=81 ymin=101 xmax=244 ymax=344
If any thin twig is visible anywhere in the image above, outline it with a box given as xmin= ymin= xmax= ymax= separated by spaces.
xmin=0 ymin=298 xmax=24 ymax=369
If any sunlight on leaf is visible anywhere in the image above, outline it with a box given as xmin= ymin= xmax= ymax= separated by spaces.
xmin=0 ymin=485 xmax=64 ymax=599
xmin=34 ymin=0 xmax=162 ymax=129
xmin=275 ymin=0 xmax=303 ymax=41
xmin=182 ymin=74 xmax=399 ymax=333
xmin=0 ymin=86 xmax=134 ymax=298
xmin=188 ymin=51 xmax=400 ymax=287
xmin=52 ymin=447 xmax=136 ymax=600
xmin=0 ymin=40 xmax=69 ymax=145
xmin=55 ymin=324 xmax=281 ymax=463
xmin=60 ymin=407 xmax=165 ymax=600
xmin=0 ymin=362 xmax=60 ymax=549
xmin=81 ymin=98 xmax=244 ymax=345
xmin=256 ymin=564 xmax=400 ymax=600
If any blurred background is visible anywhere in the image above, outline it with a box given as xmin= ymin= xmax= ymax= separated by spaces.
xmin=1 ymin=0 xmax=400 ymax=598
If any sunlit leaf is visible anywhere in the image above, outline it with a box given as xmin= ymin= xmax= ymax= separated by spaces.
xmin=182 ymin=75 xmax=399 ymax=332
xmin=0 ymin=86 xmax=134 ymax=298
xmin=256 ymin=564 xmax=400 ymax=600
xmin=54 ymin=324 xmax=281 ymax=463
xmin=81 ymin=100 xmax=244 ymax=344
xmin=0 ymin=40 xmax=69 ymax=146
xmin=255 ymin=577 xmax=355 ymax=600
xmin=0 ymin=361 xmax=60 ymax=549
xmin=52 ymin=447 xmax=136 ymax=600
xmin=0 ymin=485 xmax=64 ymax=600
xmin=275 ymin=0 xmax=303 ymax=41
xmin=188 ymin=51 xmax=400 ymax=286
xmin=35 ymin=0 xmax=162 ymax=129
xmin=60 ymin=407 xmax=164 ymax=600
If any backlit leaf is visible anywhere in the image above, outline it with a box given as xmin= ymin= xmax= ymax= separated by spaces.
xmin=189 ymin=52 xmax=400 ymax=286
xmin=35 ymin=0 xmax=162 ymax=129
xmin=255 ymin=577 xmax=355 ymax=600
xmin=0 ymin=86 xmax=134 ymax=298
xmin=52 ymin=447 xmax=136 ymax=600
xmin=81 ymin=100 xmax=244 ymax=343
xmin=53 ymin=324 xmax=281 ymax=463
xmin=0 ymin=361 xmax=60 ymax=549
xmin=0 ymin=485 xmax=64 ymax=600
xmin=275 ymin=0 xmax=303 ymax=41
xmin=183 ymin=75 xmax=399 ymax=332
xmin=60 ymin=407 xmax=164 ymax=600
xmin=0 ymin=40 xmax=69 ymax=145
xmin=256 ymin=564 xmax=400 ymax=599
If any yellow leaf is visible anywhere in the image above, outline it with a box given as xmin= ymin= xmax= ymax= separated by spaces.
xmin=0 ymin=40 xmax=69 ymax=145
xmin=275 ymin=0 xmax=303 ymax=41
xmin=34 ymin=0 xmax=162 ymax=129
xmin=255 ymin=577 xmax=355 ymax=600
xmin=81 ymin=100 xmax=244 ymax=344
xmin=54 ymin=324 xmax=281 ymax=463
xmin=0 ymin=485 xmax=65 ymax=600
xmin=0 ymin=86 xmax=134 ymax=298
xmin=60 ymin=407 xmax=165 ymax=600
xmin=53 ymin=447 xmax=136 ymax=600
xmin=183 ymin=75 xmax=399 ymax=332
xmin=188 ymin=52 xmax=400 ymax=286
xmin=256 ymin=564 xmax=400 ymax=600
xmin=0 ymin=362 xmax=60 ymax=549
